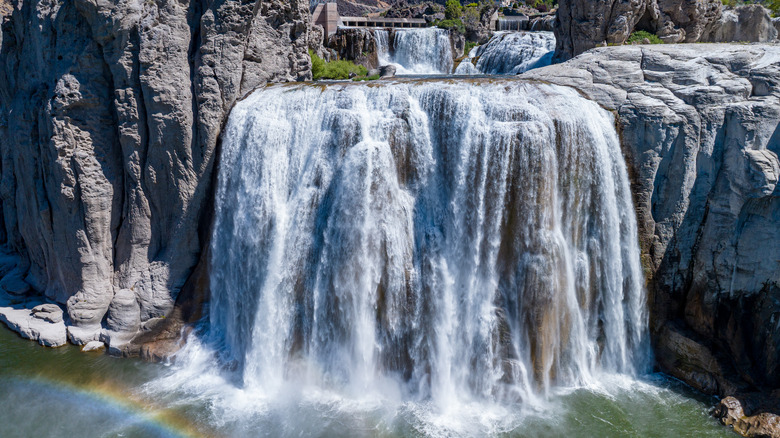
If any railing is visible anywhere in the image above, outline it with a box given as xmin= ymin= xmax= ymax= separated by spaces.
xmin=340 ymin=17 xmax=427 ymax=29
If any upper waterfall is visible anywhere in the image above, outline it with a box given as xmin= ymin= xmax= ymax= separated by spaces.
xmin=455 ymin=31 xmax=556 ymax=75
xmin=374 ymin=28 xmax=454 ymax=74
xmin=204 ymin=79 xmax=650 ymax=412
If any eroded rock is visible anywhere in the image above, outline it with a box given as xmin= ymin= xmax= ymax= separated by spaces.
xmin=715 ymin=396 xmax=780 ymax=438
xmin=0 ymin=0 xmax=316 ymax=350
xmin=554 ymin=0 xmax=776 ymax=60
xmin=524 ymin=43 xmax=780 ymax=397
xmin=702 ymin=5 xmax=779 ymax=43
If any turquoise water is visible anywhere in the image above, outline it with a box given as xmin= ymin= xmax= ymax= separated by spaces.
xmin=0 ymin=325 xmax=731 ymax=437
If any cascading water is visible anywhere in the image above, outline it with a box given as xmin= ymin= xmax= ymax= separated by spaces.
xmin=157 ymin=79 xmax=651 ymax=436
xmin=455 ymin=31 xmax=556 ymax=75
xmin=374 ymin=28 xmax=453 ymax=74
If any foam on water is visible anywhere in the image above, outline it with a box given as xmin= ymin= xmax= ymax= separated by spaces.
xmin=375 ymin=28 xmax=453 ymax=74
xmin=149 ymin=79 xmax=655 ymax=436
xmin=455 ymin=31 xmax=556 ymax=75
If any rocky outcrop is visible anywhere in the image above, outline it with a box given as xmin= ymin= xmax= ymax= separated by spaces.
xmin=523 ymin=42 xmax=780 ymax=408
xmin=328 ymin=27 xmax=380 ymax=70
xmin=715 ymin=396 xmax=780 ymax=438
xmin=554 ymin=0 xmax=780 ymax=61
xmin=0 ymin=0 xmax=315 ymax=351
xmin=702 ymin=5 xmax=779 ymax=43
xmin=554 ymin=0 xmax=723 ymax=60
xmin=528 ymin=14 xmax=555 ymax=32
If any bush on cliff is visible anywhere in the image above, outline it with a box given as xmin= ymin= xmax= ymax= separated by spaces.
xmin=445 ymin=0 xmax=463 ymax=20
xmin=433 ymin=18 xmax=466 ymax=34
xmin=309 ymin=50 xmax=369 ymax=80
xmin=626 ymin=30 xmax=663 ymax=44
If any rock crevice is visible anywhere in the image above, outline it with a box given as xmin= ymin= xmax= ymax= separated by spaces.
xmin=525 ymin=43 xmax=780 ymax=406
xmin=0 ymin=0 xmax=315 ymax=349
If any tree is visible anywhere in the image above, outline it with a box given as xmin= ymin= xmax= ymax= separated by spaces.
xmin=445 ymin=0 xmax=463 ymax=20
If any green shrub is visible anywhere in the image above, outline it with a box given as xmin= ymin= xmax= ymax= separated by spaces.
xmin=464 ymin=40 xmax=479 ymax=55
xmin=768 ymin=0 xmax=780 ymax=16
xmin=433 ymin=18 xmax=466 ymax=34
xmin=626 ymin=30 xmax=663 ymax=45
xmin=310 ymin=50 xmax=326 ymax=80
xmin=309 ymin=50 xmax=368 ymax=80
xmin=445 ymin=0 xmax=463 ymax=20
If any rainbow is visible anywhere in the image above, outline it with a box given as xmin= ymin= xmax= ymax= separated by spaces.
xmin=0 ymin=375 xmax=212 ymax=438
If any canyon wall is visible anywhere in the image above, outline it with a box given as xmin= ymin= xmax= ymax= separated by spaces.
xmin=554 ymin=0 xmax=778 ymax=60
xmin=525 ymin=44 xmax=780 ymax=398
xmin=0 ymin=0 xmax=314 ymax=351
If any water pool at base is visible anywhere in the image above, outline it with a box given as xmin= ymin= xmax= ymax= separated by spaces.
xmin=0 ymin=325 xmax=732 ymax=438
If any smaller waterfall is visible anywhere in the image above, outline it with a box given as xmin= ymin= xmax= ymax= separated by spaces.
xmin=374 ymin=28 xmax=453 ymax=75
xmin=456 ymin=31 xmax=556 ymax=76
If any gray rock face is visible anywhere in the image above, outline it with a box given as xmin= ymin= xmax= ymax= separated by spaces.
xmin=328 ymin=28 xmax=380 ymax=70
xmin=0 ymin=0 xmax=315 ymax=347
xmin=554 ymin=0 xmax=723 ymax=60
xmin=0 ymin=293 xmax=67 ymax=347
xmin=524 ymin=44 xmax=780 ymax=393
xmin=702 ymin=5 xmax=778 ymax=43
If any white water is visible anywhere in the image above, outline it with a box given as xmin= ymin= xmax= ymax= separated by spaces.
xmin=455 ymin=31 xmax=556 ymax=75
xmin=375 ymin=28 xmax=453 ymax=74
xmin=155 ymin=79 xmax=651 ymax=436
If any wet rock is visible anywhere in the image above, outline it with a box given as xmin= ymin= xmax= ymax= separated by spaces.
xmin=450 ymin=31 xmax=465 ymax=60
xmin=82 ymin=340 xmax=105 ymax=352
xmin=380 ymin=64 xmax=397 ymax=78
xmin=715 ymin=396 xmax=780 ymax=438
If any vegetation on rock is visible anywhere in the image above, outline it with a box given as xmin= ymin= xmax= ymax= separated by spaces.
xmin=309 ymin=50 xmax=373 ymax=80
xmin=627 ymin=30 xmax=664 ymax=44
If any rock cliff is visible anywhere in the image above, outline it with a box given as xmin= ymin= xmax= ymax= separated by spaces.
xmin=0 ymin=0 xmax=315 ymax=352
xmin=554 ymin=0 xmax=778 ymax=61
xmin=524 ymin=42 xmax=780 ymax=407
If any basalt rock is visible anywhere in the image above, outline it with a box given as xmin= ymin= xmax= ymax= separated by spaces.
xmin=328 ymin=27 xmax=380 ymax=70
xmin=554 ymin=0 xmax=723 ymax=60
xmin=524 ymin=43 xmax=780 ymax=402
xmin=0 ymin=0 xmax=315 ymax=350
xmin=715 ymin=396 xmax=780 ymax=438
xmin=702 ymin=5 xmax=778 ymax=43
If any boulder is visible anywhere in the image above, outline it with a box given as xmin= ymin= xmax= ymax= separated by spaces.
xmin=715 ymin=396 xmax=780 ymax=438
xmin=379 ymin=64 xmax=397 ymax=78
xmin=31 ymin=304 xmax=64 ymax=324
xmin=450 ymin=31 xmax=466 ymax=60
xmin=0 ymin=296 xmax=67 ymax=347
xmin=82 ymin=340 xmax=106 ymax=352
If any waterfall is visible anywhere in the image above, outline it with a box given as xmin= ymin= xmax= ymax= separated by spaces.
xmin=374 ymin=29 xmax=391 ymax=67
xmin=205 ymin=79 xmax=650 ymax=412
xmin=456 ymin=31 xmax=556 ymax=76
xmin=374 ymin=28 xmax=453 ymax=75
